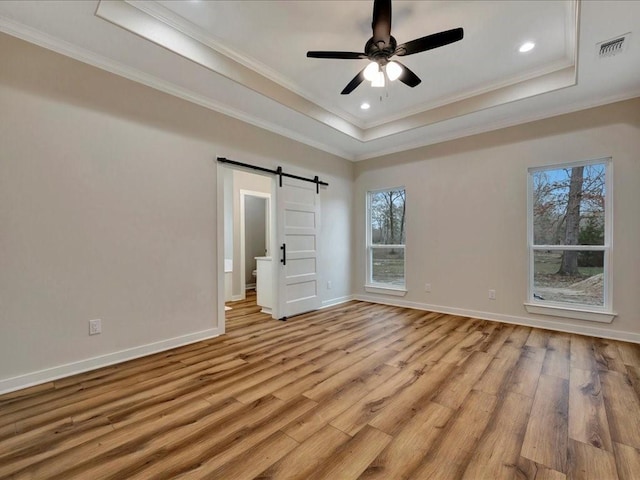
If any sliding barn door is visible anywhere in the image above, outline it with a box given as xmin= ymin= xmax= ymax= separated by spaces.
xmin=277 ymin=176 xmax=321 ymax=319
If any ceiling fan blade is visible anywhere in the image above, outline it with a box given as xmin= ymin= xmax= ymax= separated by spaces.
xmin=341 ymin=68 xmax=366 ymax=95
xmin=307 ymin=51 xmax=367 ymax=60
xmin=395 ymin=61 xmax=421 ymax=88
xmin=371 ymin=0 xmax=392 ymax=44
xmin=395 ymin=27 xmax=464 ymax=56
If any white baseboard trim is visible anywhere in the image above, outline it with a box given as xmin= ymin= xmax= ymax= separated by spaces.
xmin=321 ymin=295 xmax=355 ymax=309
xmin=231 ymin=294 xmax=243 ymax=301
xmin=355 ymin=294 xmax=640 ymax=344
xmin=0 ymin=327 xmax=222 ymax=395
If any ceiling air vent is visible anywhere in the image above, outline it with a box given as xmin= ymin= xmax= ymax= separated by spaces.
xmin=597 ymin=33 xmax=631 ymax=58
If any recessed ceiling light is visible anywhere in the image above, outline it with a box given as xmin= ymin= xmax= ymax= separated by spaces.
xmin=519 ymin=41 xmax=535 ymax=53
xmin=360 ymin=102 xmax=371 ymax=110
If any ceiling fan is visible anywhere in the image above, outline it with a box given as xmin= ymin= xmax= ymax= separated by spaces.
xmin=307 ymin=0 xmax=464 ymax=95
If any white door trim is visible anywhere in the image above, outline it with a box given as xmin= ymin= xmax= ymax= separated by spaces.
xmin=216 ymin=162 xmax=226 ymax=335
xmin=239 ymin=189 xmax=271 ymax=297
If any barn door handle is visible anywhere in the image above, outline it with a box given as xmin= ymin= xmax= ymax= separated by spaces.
xmin=280 ymin=243 xmax=286 ymax=265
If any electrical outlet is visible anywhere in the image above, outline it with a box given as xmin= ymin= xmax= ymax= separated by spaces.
xmin=488 ymin=289 xmax=496 ymax=300
xmin=327 ymin=280 xmax=332 ymax=290
xmin=89 ymin=319 xmax=102 ymax=335
xmin=424 ymin=283 xmax=431 ymax=293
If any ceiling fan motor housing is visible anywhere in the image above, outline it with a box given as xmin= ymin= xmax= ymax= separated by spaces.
xmin=365 ymin=36 xmax=397 ymax=66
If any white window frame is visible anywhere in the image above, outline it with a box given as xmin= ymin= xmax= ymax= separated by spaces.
xmin=365 ymin=187 xmax=407 ymax=296
xmin=524 ymin=157 xmax=615 ymax=323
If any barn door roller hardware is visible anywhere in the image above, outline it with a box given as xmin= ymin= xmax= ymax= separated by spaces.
xmin=217 ymin=157 xmax=328 ymax=193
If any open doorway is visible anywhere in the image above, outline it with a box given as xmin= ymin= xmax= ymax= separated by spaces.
xmin=217 ymin=159 xmax=323 ymax=329
xmin=220 ymin=166 xmax=275 ymax=323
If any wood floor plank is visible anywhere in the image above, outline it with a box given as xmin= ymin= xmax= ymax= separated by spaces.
xmin=473 ymin=344 xmax=522 ymax=395
xmin=367 ymin=360 xmax=458 ymax=436
xmin=271 ymin=348 xmax=374 ymax=401
xmin=570 ymin=335 xmax=596 ymax=371
xmin=431 ymin=350 xmax=493 ymax=410
xmin=567 ymin=438 xmax=618 ymax=480
xmin=439 ymin=330 xmax=488 ymax=365
xmin=616 ymin=342 xmax=640 ymax=367
xmin=568 ymin=368 xmax=613 ymax=451
xmin=235 ymin=349 xmax=345 ymax=404
xmin=4 ymin=397 xmax=238 ymax=479
xmin=301 ymin=349 xmax=398 ymax=403
xmin=594 ymin=338 xmax=627 ymax=373
xmin=1 ymin=297 xmax=638 ymax=479
xmin=305 ymin=425 xmax=391 ymax=480
xmin=613 ymin=442 xmax=640 ymax=480
xmin=121 ymin=396 xmax=316 ymax=480
xmin=521 ymin=374 xmax=570 ymax=473
xmin=256 ymin=424 xmax=351 ymax=480
xmin=177 ymin=431 xmax=299 ymax=480
xmin=505 ymin=325 xmax=534 ymax=349
xmin=478 ymin=322 xmax=516 ymax=355
xmin=404 ymin=389 xmax=499 ymax=479
xmin=462 ymin=391 xmax=534 ymax=479
xmin=283 ymin=362 xmax=398 ymax=442
xmin=516 ymin=456 xmax=567 ymax=480
xmin=203 ymin=347 xmax=328 ymax=405
xmin=542 ymin=333 xmax=571 ymax=380
xmin=383 ymin=321 xmax=460 ymax=368
xmin=626 ymin=365 xmax=640 ymax=401
xmin=329 ymin=360 xmax=433 ymax=436
xmin=526 ymin=329 xmax=551 ymax=348
xmin=506 ymin=345 xmax=547 ymax=398
xmin=599 ymin=370 xmax=640 ymax=449
xmin=359 ymin=401 xmax=453 ymax=480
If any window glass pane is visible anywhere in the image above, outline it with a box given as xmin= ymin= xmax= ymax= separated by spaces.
xmin=532 ymin=164 xmax=605 ymax=246
xmin=370 ymin=190 xmax=406 ymax=245
xmin=533 ymin=250 xmax=604 ymax=306
xmin=371 ymin=247 xmax=405 ymax=286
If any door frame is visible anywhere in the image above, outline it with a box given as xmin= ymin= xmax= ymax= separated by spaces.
xmin=239 ymin=189 xmax=271 ymax=298
xmin=217 ymin=162 xmax=278 ymax=330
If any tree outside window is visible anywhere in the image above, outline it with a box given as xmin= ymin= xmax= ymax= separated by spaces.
xmin=368 ymin=188 xmax=406 ymax=287
xmin=529 ymin=160 xmax=610 ymax=308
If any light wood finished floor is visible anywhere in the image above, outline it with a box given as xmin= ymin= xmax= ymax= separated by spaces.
xmin=2 ymin=296 xmax=640 ymax=479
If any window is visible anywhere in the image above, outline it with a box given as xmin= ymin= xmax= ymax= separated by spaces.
xmin=526 ymin=158 xmax=613 ymax=321
xmin=366 ymin=188 xmax=406 ymax=294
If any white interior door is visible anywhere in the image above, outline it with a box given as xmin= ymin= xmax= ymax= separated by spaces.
xmin=277 ymin=176 xmax=321 ymax=319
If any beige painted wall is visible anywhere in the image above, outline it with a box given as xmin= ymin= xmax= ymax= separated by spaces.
xmin=354 ymin=98 xmax=640 ymax=340
xmin=0 ymin=33 xmax=353 ymax=390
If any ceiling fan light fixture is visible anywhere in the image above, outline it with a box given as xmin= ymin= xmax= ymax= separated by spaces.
xmin=363 ymin=62 xmax=380 ymax=81
xmin=371 ymin=71 xmax=386 ymax=87
xmin=386 ymin=61 xmax=402 ymax=81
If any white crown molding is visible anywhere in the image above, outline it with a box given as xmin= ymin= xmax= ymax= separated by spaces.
xmin=355 ymin=294 xmax=640 ymax=344
xmin=95 ymin=0 xmax=364 ymax=141
xmin=0 ymin=328 xmax=222 ymax=395
xmin=0 ymin=15 xmax=354 ymax=160
xmin=353 ymin=88 xmax=640 ymax=162
xmin=96 ymin=0 xmax=583 ymax=144
xmin=363 ymin=59 xmax=575 ymax=130
xmin=129 ymin=0 xmax=580 ymax=134
xmin=126 ymin=0 xmax=364 ymax=128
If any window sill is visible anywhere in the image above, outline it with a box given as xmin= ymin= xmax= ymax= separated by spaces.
xmin=364 ymin=285 xmax=407 ymax=297
xmin=524 ymin=303 xmax=616 ymax=323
